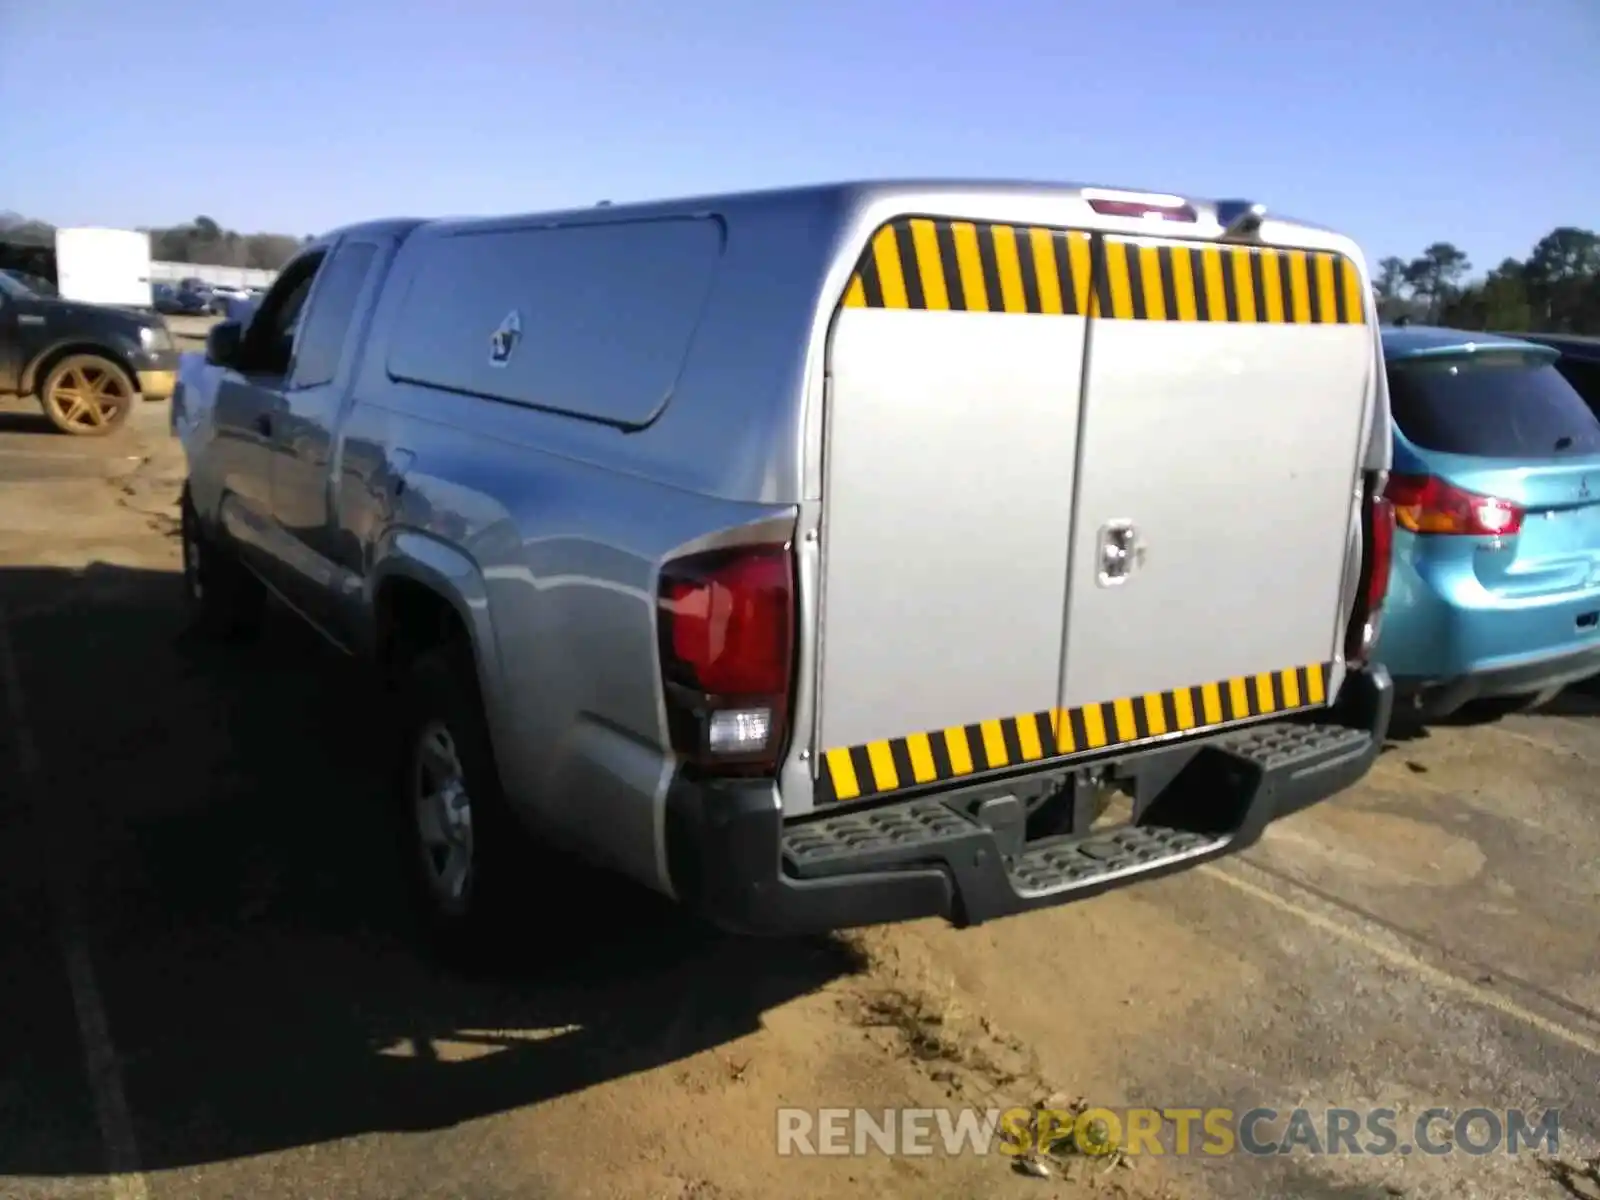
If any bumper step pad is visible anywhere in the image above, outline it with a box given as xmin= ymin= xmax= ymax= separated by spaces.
xmin=783 ymin=798 xmax=978 ymax=877
xmin=1209 ymin=720 xmax=1370 ymax=770
xmin=783 ymin=719 xmax=1375 ymax=910
xmin=1009 ymin=824 xmax=1221 ymax=896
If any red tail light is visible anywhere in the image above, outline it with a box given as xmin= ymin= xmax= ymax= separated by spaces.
xmin=1384 ymin=473 xmax=1523 ymax=537
xmin=1365 ymin=497 xmax=1395 ymax=617
xmin=1346 ymin=484 xmax=1397 ymax=666
xmin=656 ymin=544 xmax=795 ymax=774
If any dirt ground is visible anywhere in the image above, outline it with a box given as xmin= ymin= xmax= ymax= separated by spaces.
xmin=0 ymin=391 xmax=1597 ymax=1200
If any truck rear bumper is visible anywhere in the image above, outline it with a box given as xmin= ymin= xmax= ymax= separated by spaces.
xmin=665 ymin=665 xmax=1392 ymax=937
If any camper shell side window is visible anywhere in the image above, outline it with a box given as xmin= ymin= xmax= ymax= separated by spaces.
xmin=385 ymin=216 xmax=726 ymax=428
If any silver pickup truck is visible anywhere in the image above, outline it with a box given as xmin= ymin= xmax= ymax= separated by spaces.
xmin=173 ymin=180 xmax=1396 ymax=958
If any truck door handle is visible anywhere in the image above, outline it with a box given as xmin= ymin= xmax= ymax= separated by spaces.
xmin=1097 ymin=520 xmax=1146 ymax=587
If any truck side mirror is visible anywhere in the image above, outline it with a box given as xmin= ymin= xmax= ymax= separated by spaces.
xmin=205 ymin=320 xmax=243 ymax=368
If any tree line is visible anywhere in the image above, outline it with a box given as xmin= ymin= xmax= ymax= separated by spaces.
xmin=1373 ymin=227 xmax=1600 ymax=335
xmin=0 ymin=212 xmax=308 ymax=271
xmin=7 ymin=208 xmax=1598 ymax=333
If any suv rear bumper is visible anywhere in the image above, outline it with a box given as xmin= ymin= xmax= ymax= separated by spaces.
xmin=1395 ymin=642 xmax=1600 ymax=719
xmin=665 ymin=665 xmax=1392 ymax=937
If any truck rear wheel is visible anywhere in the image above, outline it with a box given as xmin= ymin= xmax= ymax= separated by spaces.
xmin=395 ymin=642 xmax=531 ymax=966
xmin=181 ymin=486 xmax=264 ymax=640
xmin=40 ymin=354 xmax=137 ymax=436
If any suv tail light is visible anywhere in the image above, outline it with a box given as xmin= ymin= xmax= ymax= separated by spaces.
xmin=656 ymin=544 xmax=796 ymax=775
xmin=1346 ymin=479 xmax=1396 ymax=665
xmin=1365 ymin=497 xmax=1395 ymax=618
xmin=1385 ymin=473 xmax=1524 ymax=537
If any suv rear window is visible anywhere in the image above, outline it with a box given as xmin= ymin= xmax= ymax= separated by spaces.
xmin=1554 ymin=356 xmax=1600 ymax=418
xmin=1386 ymin=350 xmax=1600 ymax=459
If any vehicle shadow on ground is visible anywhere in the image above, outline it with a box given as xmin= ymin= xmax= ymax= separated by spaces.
xmin=1383 ymin=678 xmax=1600 ymax=745
xmin=1381 ymin=707 xmax=1434 ymax=745
xmin=0 ymin=562 xmax=863 ymax=1178
xmin=0 ymin=411 xmax=55 ymax=436
xmin=1542 ymin=683 xmax=1600 ymax=716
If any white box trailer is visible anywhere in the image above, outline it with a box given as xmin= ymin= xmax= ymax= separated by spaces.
xmin=54 ymin=227 xmax=153 ymax=308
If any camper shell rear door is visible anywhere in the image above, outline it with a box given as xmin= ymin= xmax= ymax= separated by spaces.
xmin=814 ymin=206 xmax=1374 ymax=808
xmin=1057 ymin=233 xmax=1372 ymax=742
xmin=817 ymin=217 xmax=1091 ymax=805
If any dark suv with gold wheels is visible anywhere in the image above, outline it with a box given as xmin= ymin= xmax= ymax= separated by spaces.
xmin=0 ymin=270 xmax=178 ymax=435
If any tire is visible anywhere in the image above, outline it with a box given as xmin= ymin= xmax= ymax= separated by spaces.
xmin=394 ymin=642 xmax=532 ymax=966
xmin=39 ymin=353 xmax=138 ymax=436
xmin=180 ymin=485 xmax=265 ymax=640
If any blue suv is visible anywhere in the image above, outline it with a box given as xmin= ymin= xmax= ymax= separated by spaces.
xmin=1376 ymin=326 xmax=1600 ymax=718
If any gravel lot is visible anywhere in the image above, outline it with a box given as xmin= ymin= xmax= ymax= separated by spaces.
xmin=0 ymin=398 xmax=1596 ymax=1200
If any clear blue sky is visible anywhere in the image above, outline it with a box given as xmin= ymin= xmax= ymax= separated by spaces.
xmin=3 ymin=0 xmax=1596 ymax=275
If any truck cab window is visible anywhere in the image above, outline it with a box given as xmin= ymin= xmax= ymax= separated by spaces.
xmin=238 ymin=250 xmax=324 ymax=378
xmin=289 ymin=241 xmax=378 ymax=389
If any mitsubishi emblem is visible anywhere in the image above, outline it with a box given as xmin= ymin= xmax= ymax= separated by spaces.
xmin=489 ymin=309 xmax=522 ymax=368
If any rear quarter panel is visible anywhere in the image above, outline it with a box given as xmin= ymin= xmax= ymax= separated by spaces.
xmin=325 ymin=198 xmax=849 ymax=890
xmin=334 ymin=392 xmax=797 ymax=894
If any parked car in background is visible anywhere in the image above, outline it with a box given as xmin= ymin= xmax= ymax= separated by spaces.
xmin=175 ymin=277 xmax=221 ymax=313
xmin=1376 ymin=326 xmax=1600 ymax=717
xmin=1512 ymin=332 xmax=1600 ymax=417
xmin=220 ymin=292 xmax=260 ymax=325
xmin=0 ymin=270 xmax=177 ymax=434
xmin=155 ymin=282 xmax=216 ymax=317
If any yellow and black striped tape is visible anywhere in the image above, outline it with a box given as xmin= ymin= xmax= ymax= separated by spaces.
xmin=816 ymin=662 xmax=1331 ymax=804
xmin=841 ymin=218 xmax=1367 ymax=325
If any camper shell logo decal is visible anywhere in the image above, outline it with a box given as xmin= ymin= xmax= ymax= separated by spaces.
xmin=489 ymin=309 xmax=522 ymax=367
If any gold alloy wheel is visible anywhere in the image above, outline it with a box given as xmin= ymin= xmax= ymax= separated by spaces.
xmin=41 ymin=354 xmax=137 ymax=436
